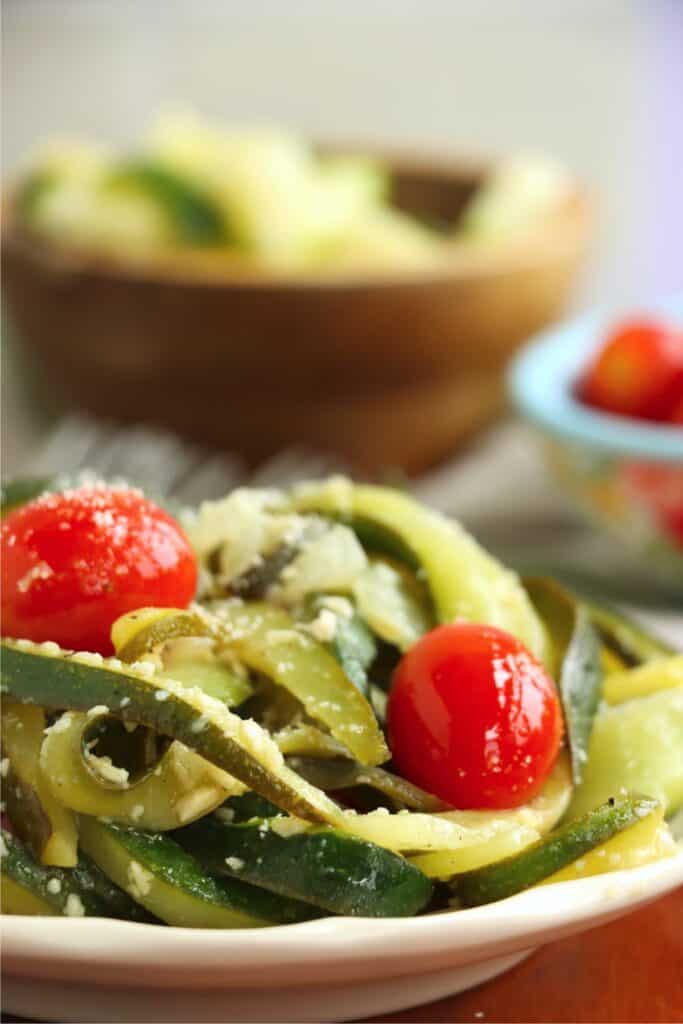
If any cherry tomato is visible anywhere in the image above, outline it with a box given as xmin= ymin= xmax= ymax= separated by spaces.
xmin=1 ymin=486 xmax=197 ymax=654
xmin=387 ymin=623 xmax=563 ymax=809
xmin=578 ymin=319 xmax=683 ymax=422
xmin=620 ymin=462 xmax=683 ymax=548
xmin=668 ymin=395 xmax=683 ymax=426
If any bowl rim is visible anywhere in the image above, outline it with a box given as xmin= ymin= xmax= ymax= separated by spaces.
xmin=510 ymin=294 xmax=683 ymax=463
xmin=1 ymin=143 xmax=590 ymax=292
xmin=2 ymin=847 xmax=682 ymax=986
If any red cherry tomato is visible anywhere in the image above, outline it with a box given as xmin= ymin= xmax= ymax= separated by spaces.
xmin=668 ymin=395 xmax=683 ymax=426
xmin=578 ymin=319 xmax=683 ymax=422
xmin=1 ymin=486 xmax=197 ymax=654
xmin=387 ymin=623 xmax=563 ymax=810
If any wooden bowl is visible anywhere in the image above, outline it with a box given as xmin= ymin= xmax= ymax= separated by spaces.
xmin=1 ymin=148 xmax=590 ymax=473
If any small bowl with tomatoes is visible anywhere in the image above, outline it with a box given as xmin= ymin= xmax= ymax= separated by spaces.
xmin=510 ymin=295 xmax=683 ymax=591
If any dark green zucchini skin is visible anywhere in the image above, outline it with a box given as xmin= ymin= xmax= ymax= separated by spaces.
xmin=175 ymin=815 xmax=433 ymax=918
xmin=88 ymin=821 xmax=317 ymax=925
xmin=451 ymin=793 xmax=660 ymax=907
xmin=525 ymin=578 xmax=603 ymax=785
xmin=1 ymin=829 xmax=155 ymax=921
xmin=224 ymin=792 xmax=282 ymax=822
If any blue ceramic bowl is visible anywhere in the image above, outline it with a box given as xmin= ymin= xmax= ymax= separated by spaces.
xmin=510 ymin=295 xmax=683 ymax=590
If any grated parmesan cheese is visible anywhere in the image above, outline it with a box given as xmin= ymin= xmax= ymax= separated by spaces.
xmin=224 ymin=856 xmax=245 ymax=872
xmin=127 ymin=860 xmax=153 ymax=899
xmin=64 ymin=893 xmax=85 ymax=917
xmin=86 ymin=704 xmax=109 ymax=719
xmin=301 ymin=608 xmax=338 ymax=644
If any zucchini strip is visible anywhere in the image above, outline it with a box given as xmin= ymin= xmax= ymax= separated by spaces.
xmin=567 ymin=687 xmax=683 ymax=819
xmin=1 ymin=702 xmax=78 ymax=867
xmin=1 ymin=639 xmax=347 ymax=825
xmin=352 ymin=557 xmax=433 ymax=651
xmin=525 ymin=577 xmax=603 ymax=784
xmin=541 ymin=803 xmax=676 ymax=883
xmin=301 ymin=596 xmax=377 ymax=695
xmin=451 ymin=794 xmax=661 ymax=906
xmin=0 ymin=829 xmax=153 ymax=920
xmin=585 ymin=600 xmax=675 ymax=666
xmin=40 ymin=711 xmax=246 ymax=830
xmin=115 ymin=603 xmax=389 ymax=767
xmin=288 ymin=479 xmax=548 ymax=661
xmin=345 ymin=751 xmax=572 ymax=854
xmin=78 ymin=817 xmax=317 ymax=927
xmin=176 ymin=816 xmax=433 ymax=918
xmin=603 ymin=656 xmax=683 ymax=705
xmin=209 ymin=601 xmax=389 ymax=766
xmin=275 ymin=724 xmax=447 ymax=811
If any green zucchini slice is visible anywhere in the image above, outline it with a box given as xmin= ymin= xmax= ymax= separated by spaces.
xmin=525 ymin=577 xmax=603 ymax=784
xmin=175 ymin=815 xmax=433 ymax=917
xmin=208 ymin=601 xmax=389 ymax=766
xmin=567 ymin=686 xmax=683 ymax=819
xmin=352 ymin=557 xmax=433 ymax=651
xmin=0 ymin=830 xmax=153 ymax=921
xmin=451 ymin=794 xmax=662 ymax=906
xmin=2 ymin=702 xmax=78 ymax=867
xmin=78 ymin=817 xmax=317 ymax=927
xmin=584 ymin=600 xmax=675 ymax=666
xmin=114 ymin=603 xmax=388 ymax=767
xmin=274 ymin=723 xmax=446 ymax=811
xmin=1 ymin=639 xmax=346 ymax=826
xmin=40 ymin=710 xmax=245 ymax=830
xmin=301 ymin=595 xmax=377 ymax=695
xmin=603 ymin=656 xmax=683 ymax=705
xmin=288 ymin=479 xmax=548 ymax=662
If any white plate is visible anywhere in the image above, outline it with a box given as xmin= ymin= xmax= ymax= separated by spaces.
xmin=3 ymin=846 xmax=682 ymax=1023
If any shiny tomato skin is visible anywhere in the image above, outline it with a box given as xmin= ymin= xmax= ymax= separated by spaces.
xmin=578 ymin=319 xmax=683 ymax=422
xmin=1 ymin=486 xmax=197 ymax=654
xmin=387 ymin=623 xmax=563 ymax=810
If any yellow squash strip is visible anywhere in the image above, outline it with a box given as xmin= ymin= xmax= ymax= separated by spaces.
xmin=1 ymin=703 xmax=78 ymax=867
xmin=603 ymin=656 xmax=683 ymax=706
xmin=289 ymin=479 xmax=548 ymax=662
xmin=40 ymin=711 xmax=246 ymax=830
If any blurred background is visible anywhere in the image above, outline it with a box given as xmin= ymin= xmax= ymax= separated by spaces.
xmin=2 ymin=0 xmax=682 ymax=611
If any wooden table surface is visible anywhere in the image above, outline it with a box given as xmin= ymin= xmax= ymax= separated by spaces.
xmin=362 ymin=888 xmax=682 ymax=1024
xmin=2 ymin=888 xmax=681 ymax=1024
